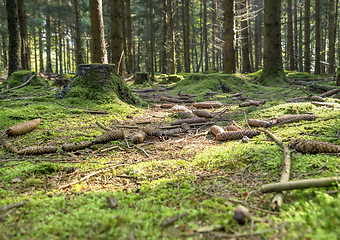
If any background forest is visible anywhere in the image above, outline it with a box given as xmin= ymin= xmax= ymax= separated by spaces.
xmin=1 ymin=0 xmax=339 ymax=78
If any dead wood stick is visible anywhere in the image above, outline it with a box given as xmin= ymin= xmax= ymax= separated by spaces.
xmin=259 ymin=129 xmax=291 ymax=210
xmin=161 ymin=212 xmax=188 ymax=227
xmin=0 ymin=75 xmax=34 ymax=95
xmin=261 ymin=176 xmax=340 ymax=193
xmin=311 ymin=101 xmax=335 ymax=108
xmin=0 ymin=199 xmax=29 ymax=211
xmin=96 ymin=121 xmax=113 ymax=131
xmin=59 ymin=164 xmax=129 ymax=189
xmin=100 ymin=146 xmax=119 ymax=152
xmin=115 ymin=125 xmax=139 ymax=129
xmin=159 ymin=122 xmax=216 ymax=129
xmin=134 ymin=145 xmax=150 ymax=158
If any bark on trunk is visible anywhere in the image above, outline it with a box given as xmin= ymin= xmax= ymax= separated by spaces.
xmin=39 ymin=27 xmax=44 ymax=72
xmin=315 ymin=0 xmax=321 ymax=75
xmin=126 ymin=0 xmax=133 ymax=73
xmin=169 ymin=0 xmax=176 ymax=74
xmin=46 ymin=15 xmax=52 ymax=73
xmin=90 ymin=0 xmax=107 ymax=64
xmin=304 ymin=0 xmax=310 ymax=73
xmin=148 ymin=0 xmax=154 ymax=77
xmin=287 ymin=0 xmax=294 ymax=71
xmin=175 ymin=0 xmax=181 ymax=73
xmin=203 ymin=0 xmax=208 ymax=71
xmin=17 ymin=0 xmax=30 ymax=70
xmin=183 ymin=0 xmax=190 ymax=73
xmin=6 ymin=0 xmax=20 ymax=76
xmin=223 ymin=0 xmax=235 ymax=73
xmin=162 ymin=0 xmax=168 ymax=74
xmin=74 ymin=0 xmax=83 ymax=66
xmin=212 ymin=0 xmax=216 ymax=71
xmin=254 ymin=0 xmax=263 ymax=71
xmin=240 ymin=0 xmax=251 ymax=73
xmin=328 ymin=0 xmax=335 ymax=74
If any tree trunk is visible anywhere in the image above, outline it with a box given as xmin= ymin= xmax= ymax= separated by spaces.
xmin=315 ymin=0 xmax=321 ymax=75
xmin=73 ymin=0 xmax=83 ymax=66
xmin=46 ymin=15 xmax=52 ymax=73
xmin=304 ymin=0 xmax=310 ymax=73
xmin=1 ymin=23 xmax=7 ymax=68
xmin=162 ymin=0 xmax=168 ymax=74
xmin=67 ymin=30 xmax=71 ymax=73
xmin=294 ymin=0 xmax=298 ymax=70
xmin=17 ymin=0 xmax=30 ymax=70
xmin=175 ymin=0 xmax=181 ymax=73
xmin=59 ymin=21 xmax=63 ymax=74
xmin=148 ymin=0 xmax=154 ymax=77
xmin=203 ymin=0 xmax=208 ymax=71
xmin=328 ymin=0 xmax=335 ymax=74
xmin=6 ymin=0 xmax=20 ymax=76
xmin=223 ymin=0 xmax=235 ymax=73
xmin=39 ymin=27 xmax=44 ymax=72
xmin=298 ymin=6 xmax=303 ymax=72
xmin=169 ymin=0 xmax=176 ymax=74
xmin=183 ymin=0 xmax=190 ymax=73
xmin=122 ymin=0 xmax=127 ymax=70
xmin=259 ymin=0 xmax=285 ymax=85
xmin=55 ymin=23 xmax=58 ymax=74
xmin=287 ymin=0 xmax=294 ymax=71
xmin=90 ymin=0 xmax=107 ymax=64
xmin=254 ymin=0 xmax=263 ymax=71
xmin=33 ymin=29 xmax=38 ymax=72
xmin=240 ymin=0 xmax=251 ymax=73
xmin=126 ymin=0 xmax=133 ymax=73
xmin=212 ymin=0 xmax=216 ymax=71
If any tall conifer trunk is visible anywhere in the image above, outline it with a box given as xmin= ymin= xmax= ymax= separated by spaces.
xmin=254 ymin=0 xmax=263 ymax=71
xmin=74 ymin=0 xmax=83 ymax=66
xmin=183 ymin=0 xmax=190 ymax=73
xmin=315 ymin=0 xmax=321 ymax=75
xmin=126 ymin=0 xmax=134 ymax=73
xmin=304 ymin=0 xmax=310 ymax=73
xmin=162 ymin=0 xmax=168 ymax=73
xmin=223 ymin=0 xmax=235 ymax=73
xmin=287 ymin=0 xmax=294 ymax=71
xmin=203 ymin=0 xmax=208 ymax=71
xmin=328 ymin=0 xmax=335 ymax=74
xmin=17 ymin=0 xmax=30 ymax=70
xmin=240 ymin=0 xmax=251 ymax=73
xmin=169 ymin=0 xmax=176 ymax=74
xmin=6 ymin=0 xmax=20 ymax=76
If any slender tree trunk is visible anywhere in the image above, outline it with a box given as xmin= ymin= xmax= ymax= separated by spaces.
xmin=6 ymin=0 xmax=20 ymax=76
xmin=137 ymin=35 xmax=140 ymax=72
xmin=287 ymin=0 xmax=294 ymax=71
xmin=126 ymin=0 xmax=133 ymax=73
xmin=162 ymin=0 xmax=168 ymax=73
xmin=212 ymin=0 xmax=216 ymax=71
xmin=33 ymin=29 xmax=38 ymax=72
xmin=67 ymin=30 xmax=71 ymax=73
xmin=73 ymin=0 xmax=83 ymax=66
xmin=254 ymin=0 xmax=263 ymax=71
xmin=199 ymin=1 xmax=203 ymax=72
xmin=294 ymin=0 xmax=298 ymax=70
xmin=298 ymin=6 xmax=303 ymax=72
xmin=183 ymin=0 xmax=190 ymax=73
xmin=149 ymin=0 xmax=154 ymax=77
xmin=169 ymin=0 xmax=176 ymax=74
xmin=328 ymin=0 xmax=335 ymax=74
xmin=240 ymin=0 xmax=251 ymax=73
xmin=175 ymin=0 xmax=181 ymax=73
xmin=59 ymin=22 xmax=63 ymax=73
xmin=122 ymin=0 xmax=127 ymax=69
xmin=46 ymin=15 xmax=53 ymax=73
xmin=315 ymin=0 xmax=321 ymax=75
xmin=191 ymin=4 xmax=195 ymax=72
xmin=1 ymin=24 xmax=7 ymax=68
xmin=223 ymin=0 xmax=235 ymax=73
xmin=90 ymin=0 xmax=107 ymax=64
xmin=248 ymin=0 xmax=254 ymax=72
xmin=55 ymin=23 xmax=58 ymax=74
xmin=304 ymin=0 xmax=310 ymax=73
xmin=203 ymin=0 xmax=208 ymax=71
xmin=259 ymin=0 xmax=285 ymax=84
xmin=39 ymin=27 xmax=44 ymax=72
xmin=17 ymin=0 xmax=30 ymax=70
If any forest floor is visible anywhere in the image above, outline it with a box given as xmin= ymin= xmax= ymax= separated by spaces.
xmin=0 ymin=71 xmax=340 ymax=239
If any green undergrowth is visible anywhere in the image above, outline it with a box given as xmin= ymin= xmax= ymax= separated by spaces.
xmin=249 ymin=69 xmax=324 ymax=82
xmin=3 ymin=71 xmax=47 ymax=89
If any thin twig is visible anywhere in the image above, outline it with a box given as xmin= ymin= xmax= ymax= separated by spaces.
xmin=96 ymin=121 xmax=113 ymax=131
xmin=134 ymin=145 xmax=150 ymax=158
xmin=0 ymin=75 xmax=34 ymax=95
xmin=0 ymin=199 xmax=29 ymax=211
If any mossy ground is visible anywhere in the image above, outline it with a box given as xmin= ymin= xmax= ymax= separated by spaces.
xmin=1 ymin=70 xmax=340 ymax=239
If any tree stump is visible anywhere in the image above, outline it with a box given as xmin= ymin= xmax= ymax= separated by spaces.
xmin=63 ymin=64 xmax=141 ymax=104
xmin=134 ymin=72 xmax=149 ymax=84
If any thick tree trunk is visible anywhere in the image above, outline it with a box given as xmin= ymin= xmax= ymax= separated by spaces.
xmin=259 ymin=0 xmax=285 ymax=84
xmin=6 ymin=0 xmax=20 ymax=76
xmin=148 ymin=0 xmax=154 ymax=77
xmin=17 ymin=0 xmax=30 ymax=70
xmin=90 ymin=0 xmax=107 ymax=64
xmin=183 ymin=0 xmax=190 ymax=73
xmin=304 ymin=0 xmax=310 ymax=73
xmin=240 ymin=0 xmax=251 ymax=73
xmin=111 ymin=0 xmax=124 ymax=70
xmin=162 ymin=0 xmax=168 ymax=74
xmin=254 ymin=0 xmax=263 ymax=71
xmin=73 ymin=0 xmax=83 ymax=66
xmin=328 ymin=0 xmax=335 ymax=74
xmin=287 ymin=0 xmax=294 ymax=71
xmin=315 ymin=0 xmax=321 ymax=75
xmin=203 ymin=0 xmax=208 ymax=71
xmin=223 ymin=0 xmax=235 ymax=73
xmin=126 ymin=0 xmax=133 ymax=73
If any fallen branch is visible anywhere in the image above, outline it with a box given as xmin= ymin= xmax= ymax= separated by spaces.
xmin=0 ymin=199 xmax=29 ymax=211
xmin=161 ymin=212 xmax=188 ymax=227
xmin=259 ymin=129 xmax=291 ymax=210
xmin=96 ymin=121 xmax=113 ymax=131
xmin=261 ymin=176 xmax=340 ymax=193
xmin=0 ymin=75 xmax=34 ymax=95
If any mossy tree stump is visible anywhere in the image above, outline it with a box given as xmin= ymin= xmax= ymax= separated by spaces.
xmin=134 ymin=72 xmax=149 ymax=84
xmin=65 ymin=64 xmax=141 ymax=104
xmin=336 ymin=66 xmax=340 ymax=86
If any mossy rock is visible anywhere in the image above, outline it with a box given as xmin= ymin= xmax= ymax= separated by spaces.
xmin=168 ymin=75 xmax=184 ymax=83
xmin=5 ymin=71 xmax=46 ymax=88
xmin=65 ymin=64 xmax=142 ymax=105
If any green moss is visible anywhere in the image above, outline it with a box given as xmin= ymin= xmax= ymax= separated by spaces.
xmin=4 ymin=71 xmax=46 ymax=88
xmin=65 ymin=70 xmax=142 ymax=105
xmin=60 ymin=74 xmax=76 ymax=79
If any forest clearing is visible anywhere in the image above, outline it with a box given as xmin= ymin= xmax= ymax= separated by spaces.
xmin=0 ymin=69 xmax=340 ymax=239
